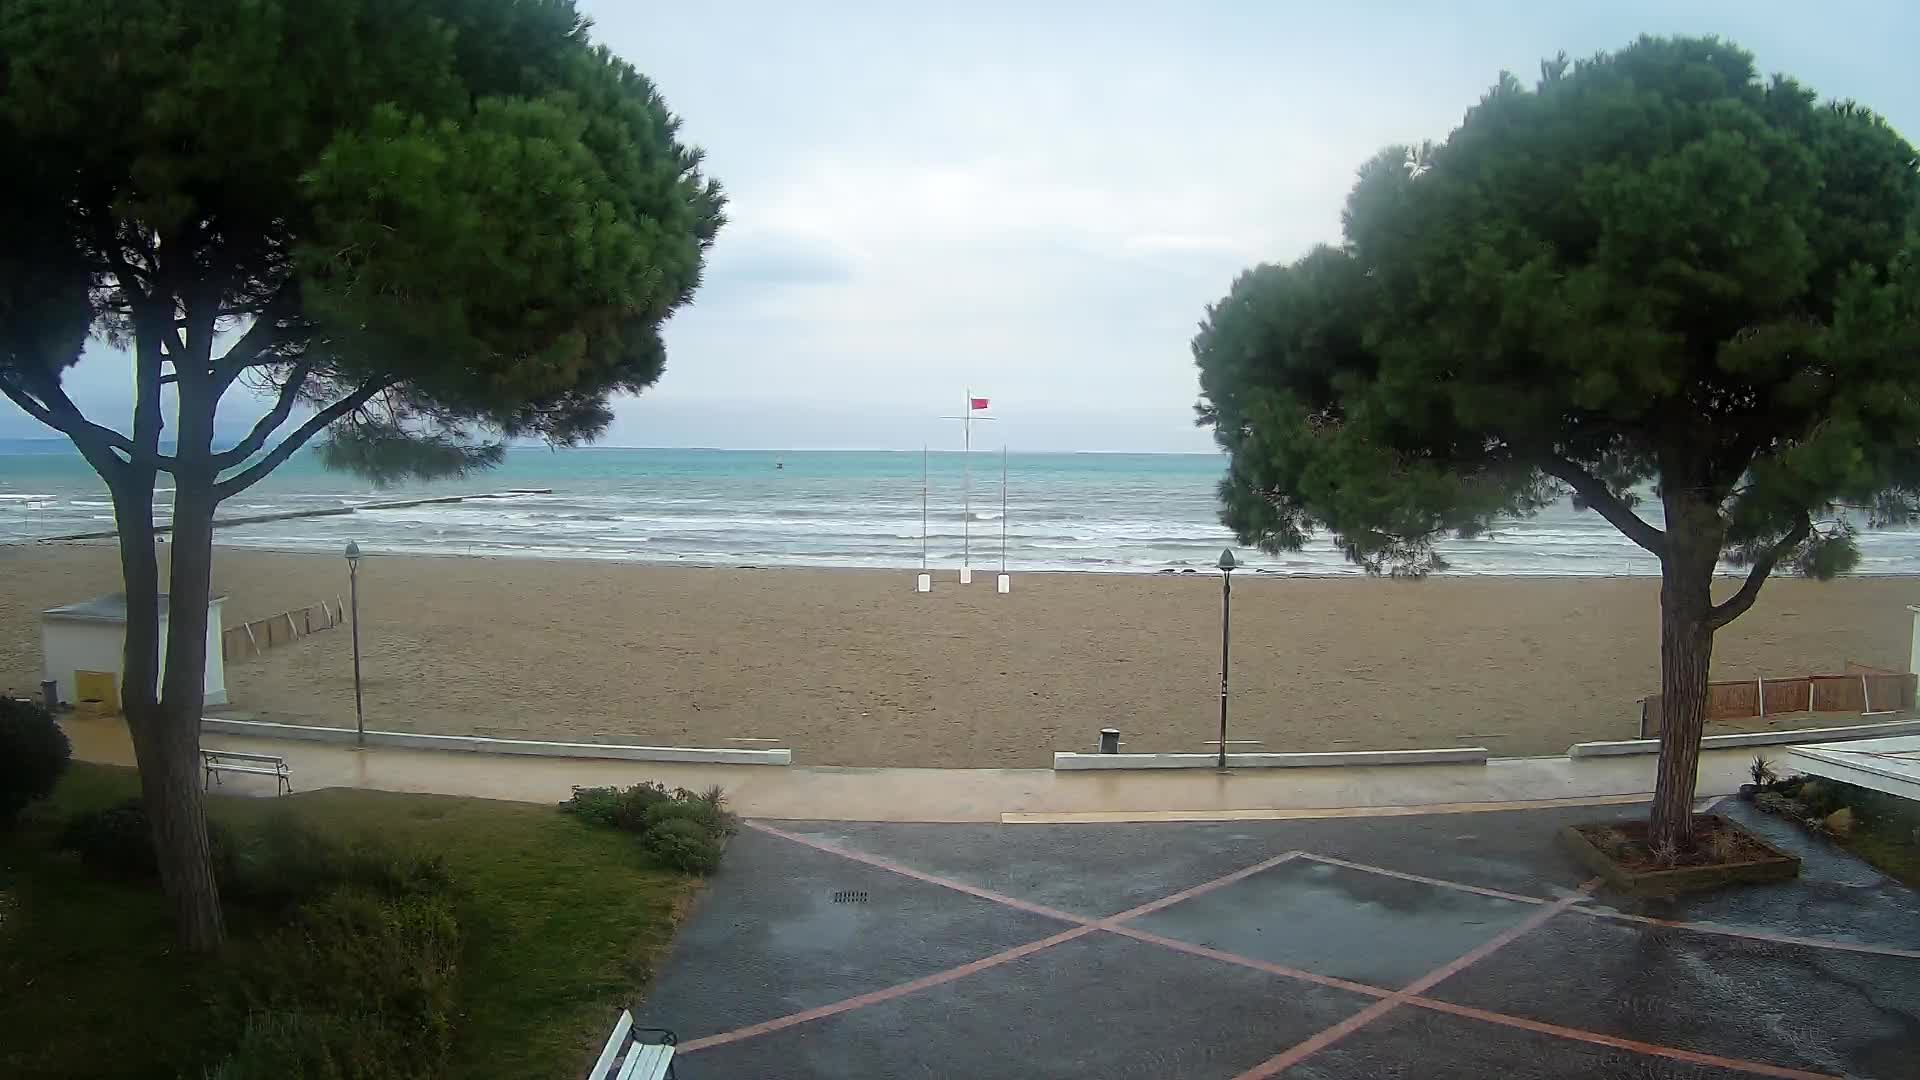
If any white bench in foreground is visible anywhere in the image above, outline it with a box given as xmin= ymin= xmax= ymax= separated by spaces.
xmin=590 ymin=1009 xmax=676 ymax=1080
xmin=201 ymin=748 xmax=291 ymax=796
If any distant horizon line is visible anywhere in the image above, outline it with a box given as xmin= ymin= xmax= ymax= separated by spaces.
xmin=579 ymin=445 xmax=1225 ymax=456
xmin=0 ymin=435 xmax=1224 ymax=457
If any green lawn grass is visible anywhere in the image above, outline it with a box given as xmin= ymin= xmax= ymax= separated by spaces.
xmin=0 ymin=765 xmax=702 ymax=1080
xmin=1849 ymin=828 xmax=1920 ymax=887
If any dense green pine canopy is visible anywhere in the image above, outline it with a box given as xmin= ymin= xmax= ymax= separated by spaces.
xmin=0 ymin=0 xmax=726 ymax=950
xmin=1196 ymin=36 xmax=1920 ymax=579
xmin=0 ymin=0 xmax=725 ymax=483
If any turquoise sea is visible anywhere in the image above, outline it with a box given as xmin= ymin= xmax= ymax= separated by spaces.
xmin=6 ymin=444 xmax=1920 ymax=575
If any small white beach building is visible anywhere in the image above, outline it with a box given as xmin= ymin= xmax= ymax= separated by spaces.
xmin=40 ymin=592 xmax=228 ymax=708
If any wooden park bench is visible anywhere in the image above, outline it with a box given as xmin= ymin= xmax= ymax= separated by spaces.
xmin=201 ymin=748 xmax=292 ymax=796
xmin=589 ymin=1009 xmax=677 ymax=1080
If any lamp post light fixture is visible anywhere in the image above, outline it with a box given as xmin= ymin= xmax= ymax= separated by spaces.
xmin=345 ymin=541 xmax=365 ymax=748
xmin=1217 ymin=547 xmax=1237 ymax=770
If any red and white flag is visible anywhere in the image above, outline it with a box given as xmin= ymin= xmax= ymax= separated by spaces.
xmin=970 ymin=397 xmax=990 ymax=410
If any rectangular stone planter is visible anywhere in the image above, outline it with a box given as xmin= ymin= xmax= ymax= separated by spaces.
xmin=1558 ymin=814 xmax=1801 ymax=896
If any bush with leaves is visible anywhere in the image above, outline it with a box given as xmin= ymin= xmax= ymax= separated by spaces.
xmin=559 ymin=782 xmax=676 ymax=832
xmin=642 ymin=796 xmax=737 ymax=841
xmin=210 ymin=888 xmax=462 ymax=1080
xmin=60 ymin=804 xmax=448 ymax=913
xmin=561 ymin=782 xmax=735 ymax=874
xmin=641 ymin=817 xmax=725 ymax=875
xmin=222 ymin=815 xmax=451 ymax=911
xmin=0 ymin=695 xmax=70 ymax=824
xmin=58 ymin=799 xmax=202 ymax=878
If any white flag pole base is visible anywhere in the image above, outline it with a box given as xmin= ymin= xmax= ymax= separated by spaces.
xmin=996 ymin=574 xmax=1011 ymax=594
xmin=959 ymin=567 xmax=973 ymax=584
xmin=915 ymin=573 xmax=932 ymax=593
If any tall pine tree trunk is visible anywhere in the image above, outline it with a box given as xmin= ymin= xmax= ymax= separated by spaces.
xmin=150 ymin=329 xmax=227 ymax=951
xmin=112 ymin=467 xmax=223 ymax=948
xmin=1649 ymin=488 xmax=1723 ymax=854
xmin=108 ymin=300 xmax=228 ymax=952
xmin=151 ymin=470 xmax=224 ymax=950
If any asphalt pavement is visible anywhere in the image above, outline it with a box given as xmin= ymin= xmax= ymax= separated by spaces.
xmin=641 ymin=799 xmax=1920 ymax=1079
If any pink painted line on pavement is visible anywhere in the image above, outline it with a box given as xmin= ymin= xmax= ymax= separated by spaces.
xmin=1098 ymin=905 xmax=1851 ymax=1080
xmin=749 ymin=821 xmax=1302 ymax=927
xmin=1103 ymin=850 xmax=1302 ymax=921
xmin=1306 ymin=850 xmax=1920 ymax=961
xmin=1404 ymin=998 xmax=1843 ymax=1080
xmin=1295 ymin=852 xmax=1548 ymax=905
xmin=1230 ymin=882 xmax=1597 ymax=1079
xmin=683 ymin=830 xmax=1307 ymax=1055
xmin=1578 ymin=908 xmax=1920 ymax=960
xmin=1101 ymin=923 xmax=1393 ymax=1000
xmin=675 ymin=923 xmax=1096 ymax=1053
xmin=746 ymin=820 xmax=1091 ymax=926
xmin=727 ymin=825 xmax=1897 ymax=1078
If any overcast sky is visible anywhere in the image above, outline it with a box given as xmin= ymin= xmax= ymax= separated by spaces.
xmin=7 ymin=1 xmax=1918 ymax=452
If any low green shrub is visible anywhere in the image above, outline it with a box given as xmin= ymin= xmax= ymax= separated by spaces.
xmin=641 ymin=797 xmax=737 ymax=839
xmin=205 ymin=1009 xmax=369 ymax=1080
xmin=559 ymin=782 xmax=676 ymax=832
xmin=640 ymin=817 xmax=724 ymax=875
xmin=60 ymin=802 xmax=450 ymax=914
xmin=223 ymin=815 xmax=451 ymax=909
xmin=562 ymin=781 xmax=736 ymax=874
xmin=58 ymin=798 xmax=167 ymax=877
xmin=0 ymin=696 xmax=71 ymax=824
xmin=213 ymin=887 xmax=462 ymax=1079
xmin=556 ymin=784 xmax=622 ymax=828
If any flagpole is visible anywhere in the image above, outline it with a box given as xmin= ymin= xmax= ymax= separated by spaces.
xmin=962 ymin=388 xmax=971 ymax=581
xmin=921 ymin=444 xmax=929 ymax=571
xmin=1001 ymin=445 xmax=1008 ymax=573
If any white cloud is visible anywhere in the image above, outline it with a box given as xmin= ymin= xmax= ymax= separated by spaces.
xmin=9 ymin=0 xmax=1919 ymax=453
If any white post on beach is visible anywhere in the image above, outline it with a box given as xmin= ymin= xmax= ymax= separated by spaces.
xmin=997 ymin=445 xmax=1011 ymax=594
xmin=961 ymin=389 xmax=973 ymax=584
xmin=916 ymin=445 xmax=932 ymax=593
xmin=942 ymin=392 xmax=993 ymax=584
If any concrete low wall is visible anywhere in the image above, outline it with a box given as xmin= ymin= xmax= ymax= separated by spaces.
xmin=1568 ymin=717 xmax=1920 ymax=759
xmin=199 ymin=717 xmax=792 ymax=766
xmin=1053 ymin=747 xmax=1490 ymax=771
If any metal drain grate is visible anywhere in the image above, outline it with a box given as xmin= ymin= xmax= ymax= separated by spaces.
xmin=831 ymin=890 xmax=869 ymax=904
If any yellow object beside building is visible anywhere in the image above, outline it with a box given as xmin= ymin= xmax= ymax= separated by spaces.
xmin=73 ymin=670 xmax=119 ymax=717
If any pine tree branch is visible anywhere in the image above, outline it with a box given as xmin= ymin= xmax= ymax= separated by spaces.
xmin=212 ymin=379 xmax=389 ymax=500
xmin=94 ymin=227 xmax=152 ymax=303
xmin=210 ymin=359 xmax=316 ymax=469
xmin=211 ymin=287 xmax=302 ymax=392
xmin=0 ymin=377 xmax=135 ymax=481
xmin=1539 ymin=454 xmax=1666 ymax=556
xmin=1708 ymin=515 xmax=1812 ymax=630
xmin=0 ymin=378 xmax=54 ymax=427
xmin=0 ymin=371 xmax=167 ymax=468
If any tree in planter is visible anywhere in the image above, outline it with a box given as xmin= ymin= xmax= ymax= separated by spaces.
xmin=0 ymin=0 xmax=724 ymax=948
xmin=1194 ymin=36 xmax=1920 ymax=854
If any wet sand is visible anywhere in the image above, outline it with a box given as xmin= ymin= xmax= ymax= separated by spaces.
xmin=3 ymin=543 xmax=1914 ymax=766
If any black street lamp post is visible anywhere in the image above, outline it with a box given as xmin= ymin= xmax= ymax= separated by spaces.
xmin=346 ymin=541 xmax=365 ymax=748
xmin=1217 ymin=547 xmax=1237 ymax=770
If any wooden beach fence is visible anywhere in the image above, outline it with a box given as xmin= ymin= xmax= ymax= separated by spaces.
xmin=222 ymin=598 xmax=345 ymax=662
xmin=1639 ymin=662 xmax=1917 ymax=737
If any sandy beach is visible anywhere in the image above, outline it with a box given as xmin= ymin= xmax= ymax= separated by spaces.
xmin=3 ymin=543 xmax=1916 ymax=767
